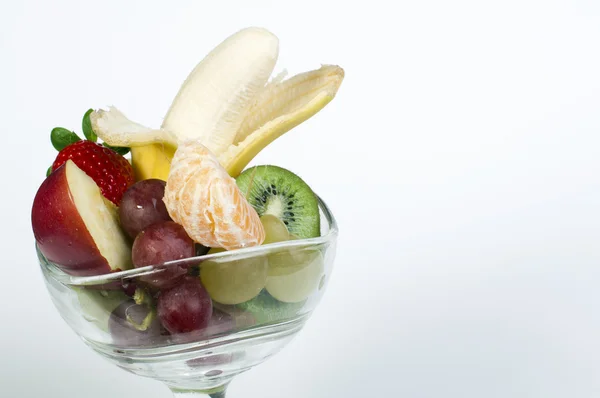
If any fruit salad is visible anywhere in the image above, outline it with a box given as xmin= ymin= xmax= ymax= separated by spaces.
xmin=31 ymin=27 xmax=343 ymax=347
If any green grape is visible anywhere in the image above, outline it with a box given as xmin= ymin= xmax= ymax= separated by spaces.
xmin=260 ymin=214 xmax=290 ymax=244
xmin=200 ymin=253 xmax=268 ymax=305
xmin=267 ymin=246 xmax=317 ymax=277
xmin=266 ymin=249 xmax=324 ymax=303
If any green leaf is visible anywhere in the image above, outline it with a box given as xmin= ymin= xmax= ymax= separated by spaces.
xmin=103 ymin=142 xmax=130 ymax=156
xmin=51 ymin=127 xmax=81 ymax=151
xmin=82 ymin=109 xmax=97 ymax=142
xmin=46 ymin=166 xmax=52 ymax=177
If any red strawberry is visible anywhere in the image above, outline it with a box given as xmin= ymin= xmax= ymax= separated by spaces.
xmin=52 ymin=140 xmax=135 ymax=205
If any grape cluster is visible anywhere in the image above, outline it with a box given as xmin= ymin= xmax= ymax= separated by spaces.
xmin=102 ymin=180 xmax=321 ymax=347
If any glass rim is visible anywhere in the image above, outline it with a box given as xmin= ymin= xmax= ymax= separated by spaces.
xmin=38 ymin=195 xmax=338 ymax=287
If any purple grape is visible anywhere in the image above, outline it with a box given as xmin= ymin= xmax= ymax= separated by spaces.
xmin=171 ymin=308 xmax=236 ymax=345
xmin=108 ymin=300 xmax=165 ymax=346
xmin=184 ymin=310 xmax=242 ymax=367
xmin=119 ymin=179 xmax=172 ymax=239
xmin=121 ymin=279 xmax=138 ymax=297
xmin=132 ymin=221 xmax=195 ymax=290
xmin=157 ymin=277 xmax=212 ymax=334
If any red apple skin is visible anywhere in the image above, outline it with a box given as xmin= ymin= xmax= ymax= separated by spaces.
xmin=32 ymin=163 xmax=114 ymax=276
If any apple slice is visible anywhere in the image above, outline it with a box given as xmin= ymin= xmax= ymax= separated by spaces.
xmin=32 ymin=160 xmax=132 ymax=276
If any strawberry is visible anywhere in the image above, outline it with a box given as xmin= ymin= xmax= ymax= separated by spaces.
xmin=52 ymin=140 xmax=135 ymax=205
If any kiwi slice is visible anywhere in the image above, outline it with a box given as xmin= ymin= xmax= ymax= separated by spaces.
xmin=236 ymin=165 xmax=320 ymax=239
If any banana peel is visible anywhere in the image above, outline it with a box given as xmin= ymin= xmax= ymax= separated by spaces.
xmin=220 ymin=65 xmax=344 ymax=176
xmin=130 ymin=143 xmax=176 ymax=181
xmin=222 ymin=93 xmax=334 ymax=177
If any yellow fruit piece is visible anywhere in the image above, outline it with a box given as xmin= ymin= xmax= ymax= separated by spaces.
xmin=130 ymin=143 xmax=176 ymax=181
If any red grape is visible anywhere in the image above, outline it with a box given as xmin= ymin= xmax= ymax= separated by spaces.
xmin=157 ymin=277 xmax=212 ymax=334
xmin=132 ymin=221 xmax=195 ymax=290
xmin=170 ymin=307 xmax=236 ymax=345
xmin=119 ymin=179 xmax=172 ymax=239
xmin=121 ymin=280 xmax=138 ymax=297
xmin=184 ymin=310 xmax=236 ymax=366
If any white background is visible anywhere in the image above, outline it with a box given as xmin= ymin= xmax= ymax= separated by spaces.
xmin=2 ymin=0 xmax=600 ymax=397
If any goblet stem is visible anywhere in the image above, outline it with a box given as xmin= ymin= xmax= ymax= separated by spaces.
xmin=170 ymin=386 xmax=227 ymax=398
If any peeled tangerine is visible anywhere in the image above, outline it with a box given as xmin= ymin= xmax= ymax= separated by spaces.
xmin=164 ymin=141 xmax=265 ymax=250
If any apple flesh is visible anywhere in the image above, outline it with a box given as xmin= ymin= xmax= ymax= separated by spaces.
xmin=32 ymin=160 xmax=132 ymax=276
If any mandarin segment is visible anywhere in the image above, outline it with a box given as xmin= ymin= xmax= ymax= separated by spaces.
xmin=164 ymin=141 xmax=265 ymax=250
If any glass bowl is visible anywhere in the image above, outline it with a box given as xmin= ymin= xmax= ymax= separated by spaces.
xmin=36 ymin=197 xmax=337 ymax=398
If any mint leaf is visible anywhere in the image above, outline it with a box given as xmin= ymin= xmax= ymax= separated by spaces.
xmin=46 ymin=166 xmax=52 ymax=177
xmin=82 ymin=109 xmax=97 ymax=142
xmin=51 ymin=128 xmax=81 ymax=151
xmin=103 ymin=142 xmax=130 ymax=156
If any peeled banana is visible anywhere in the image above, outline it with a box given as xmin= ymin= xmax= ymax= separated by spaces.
xmin=162 ymin=27 xmax=279 ymax=155
xmin=90 ymin=27 xmax=344 ymax=180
